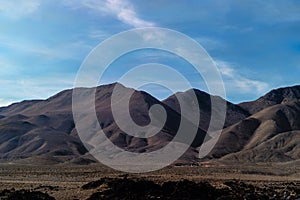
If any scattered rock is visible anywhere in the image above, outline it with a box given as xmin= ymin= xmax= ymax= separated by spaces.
xmin=0 ymin=189 xmax=55 ymax=200
xmin=85 ymin=178 xmax=300 ymax=200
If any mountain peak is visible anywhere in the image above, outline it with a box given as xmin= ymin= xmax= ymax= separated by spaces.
xmin=239 ymin=85 xmax=300 ymax=114
xmin=263 ymin=85 xmax=300 ymax=102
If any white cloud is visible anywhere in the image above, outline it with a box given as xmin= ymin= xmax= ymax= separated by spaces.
xmin=65 ymin=0 xmax=155 ymax=28
xmin=255 ymin=1 xmax=300 ymax=23
xmin=0 ymin=75 xmax=76 ymax=107
xmin=0 ymin=98 xmax=14 ymax=107
xmin=88 ymin=30 xmax=110 ymax=40
xmin=105 ymin=0 xmax=155 ymax=28
xmin=216 ymin=61 xmax=269 ymax=94
xmin=0 ymin=0 xmax=40 ymax=19
xmin=0 ymin=36 xmax=93 ymax=60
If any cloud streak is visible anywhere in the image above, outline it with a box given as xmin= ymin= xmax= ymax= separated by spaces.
xmin=105 ymin=0 xmax=155 ymax=28
xmin=216 ymin=61 xmax=269 ymax=95
xmin=0 ymin=0 xmax=40 ymax=19
xmin=0 ymin=35 xmax=92 ymax=60
xmin=66 ymin=0 xmax=155 ymax=28
xmin=0 ymin=75 xmax=75 ymax=107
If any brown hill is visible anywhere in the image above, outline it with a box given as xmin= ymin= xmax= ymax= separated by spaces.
xmin=0 ymin=83 xmax=205 ymax=164
xmin=0 ymin=83 xmax=299 ymax=165
xmin=163 ymin=89 xmax=250 ymax=131
xmin=208 ymin=99 xmax=300 ymax=162
xmin=239 ymin=85 xmax=300 ymax=114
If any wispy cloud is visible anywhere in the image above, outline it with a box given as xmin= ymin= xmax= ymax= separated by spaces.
xmin=65 ymin=0 xmax=155 ymax=28
xmin=0 ymin=36 xmax=92 ymax=60
xmin=105 ymin=0 xmax=155 ymax=28
xmin=253 ymin=1 xmax=300 ymax=23
xmin=0 ymin=74 xmax=75 ymax=107
xmin=0 ymin=0 xmax=40 ymax=19
xmin=88 ymin=29 xmax=110 ymax=40
xmin=216 ymin=61 xmax=269 ymax=95
xmin=0 ymin=98 xmax=15 ymax=107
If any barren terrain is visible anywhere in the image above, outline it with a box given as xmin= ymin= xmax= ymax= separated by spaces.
xmin=0 ymin=162 xmax=299 ymax=199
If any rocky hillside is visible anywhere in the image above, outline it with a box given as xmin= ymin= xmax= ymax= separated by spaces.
xmin=0 ymin=83 xmax=299 ymax=164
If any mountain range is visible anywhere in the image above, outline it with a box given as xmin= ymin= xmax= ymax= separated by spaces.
xmin=0 ymin=83 xmax=299 ymax=165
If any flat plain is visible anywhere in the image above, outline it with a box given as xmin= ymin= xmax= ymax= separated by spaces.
xmin=0 ymin=162 xmax=299 ymax=199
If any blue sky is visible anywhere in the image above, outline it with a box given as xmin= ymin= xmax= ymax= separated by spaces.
xmin=0 ymin=0 xmax=299 ymax=106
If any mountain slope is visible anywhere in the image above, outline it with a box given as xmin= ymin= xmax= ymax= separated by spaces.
xmin=163 ymin=89 xmax=250 ymax=131
xmin=208 ymin=100 xmax=300 ymax=162
xmin=0 ymin=84 xmax=299 ymax=165
xmin=222 ymin=130 xmax=300 ymax=162
xmin=239 ymin=85 xmax=300 ymax=114
xmin=0 ymin=83 xmax=206 ymax=164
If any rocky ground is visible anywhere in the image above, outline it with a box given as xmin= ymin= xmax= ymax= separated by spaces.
xmin=0 ymin=162 xmax=299 ymax=199
xmin=83 ymin=177 xmax=300 ymax=200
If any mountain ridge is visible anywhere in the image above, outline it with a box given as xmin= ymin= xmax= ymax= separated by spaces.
xmin=0 ymin=83 xmax=299 ymax=165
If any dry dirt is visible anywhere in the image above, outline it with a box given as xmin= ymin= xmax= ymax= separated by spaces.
xmin=0 ymin=162 xmax=299 ymax=199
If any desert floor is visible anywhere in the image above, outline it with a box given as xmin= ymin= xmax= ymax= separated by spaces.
xmin=0 ymin=162 xmax=299 ymax=199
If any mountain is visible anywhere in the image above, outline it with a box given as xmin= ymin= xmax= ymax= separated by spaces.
xmin=239 ymin=85 xmax=300 ymax=114
xmin=0 ymin=83 xmax=299 ymax=165
xmin=0 ymin=83 xmax=205 ymax=164
xmin=163 ymin=89 xmax=250 ymax=132
xmin=208 ymin=86 xmax=300 ymax=162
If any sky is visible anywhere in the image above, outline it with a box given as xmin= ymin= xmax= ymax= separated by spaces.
xmin=0 ymin=0 xmax=300 ymax=106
